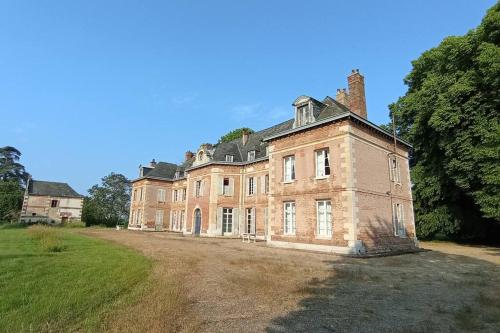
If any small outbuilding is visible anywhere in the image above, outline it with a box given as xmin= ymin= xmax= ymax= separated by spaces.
xmin=20 ymin=179 xmax=84 ymax=224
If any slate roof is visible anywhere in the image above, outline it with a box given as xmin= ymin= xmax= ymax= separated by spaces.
xmin=28 ymin=180 xmax=83 ymax=198
xmin=135 ymin=94 xmax=410 ymax=180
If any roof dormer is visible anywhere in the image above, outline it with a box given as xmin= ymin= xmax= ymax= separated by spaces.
xmin=192 ymin=143 xmax=214 ymax=167
xmin=293 ymin=95 xmax=316 ymax=128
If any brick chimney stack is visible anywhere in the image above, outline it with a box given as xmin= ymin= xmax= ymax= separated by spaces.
xmin=335 ymin=88 xmax=350 ymax=108
xmin=185 ymin=151 xmax=194 ymax=161
xmin=242 ymin=129 xmax=249 ymax=146
xmin=347 ymin=69 xmax=367 ymax=119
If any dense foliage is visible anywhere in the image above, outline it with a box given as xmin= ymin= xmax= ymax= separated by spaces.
xmin=0 ymin=146 xmax=29 ymax=222
xmin=82 ymin=173 xmax=131 ymax=227
xmin=389 ymin=3 xmax=500 ymax=239
xmin=218 ymin=127 xmax=254 ymax=143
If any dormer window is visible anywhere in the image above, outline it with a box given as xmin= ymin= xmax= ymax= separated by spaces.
xmin=198 ymin=151 xmax=204 ymax=161
xmin=296 ymin=104 xmax=312 ymax=127
xmin=247 ymin=150 xmax=256 ymax=161
xmin=174 ymin=171 xmax=181 ymax=179
xmin=225 ymin=155 xmax=234 ymax=162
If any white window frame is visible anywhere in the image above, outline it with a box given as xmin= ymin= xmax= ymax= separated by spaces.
xmin=223 ymin=177 xmax=230 ymax=195
xmin=393 ymin=203 xmax=406 ymax=237
xmin=283 ymin=202 xmax=296 ymax=235
xmin=157 ymin=189 xmax=166 ymax=202
xmin=222 ymin=208 xmax=233 ymax=233
xmin=297 ymin=104 xmax=312 ymax=127
xmin=155 ymin=210 xmax=164 ymax=226
xmin=247 ymin=150 xmax=256 ymax=161
xmin=316 ymin=200 xmax=332 ymax=238
xmin=139 ymin=187 xmax=144 ymax=201
xmin=182 ymin=188 xmax=186 ymax=201
xmin=195 ymin=180 xmax=202 ymax=197
xmin=225 ymin=154 xmax=234 ymax=162
xmin=283 ymin=156 xmax=295 ymax=182
xmin=173 ymin=189 xmax=179 ymax=202
xmin=389 ymin=156 xmax=401 ymax=184
xmin=315 ymin=149 xmax=331 ymax=178
xmin=248 ymin=177 xmax=255 ymax=196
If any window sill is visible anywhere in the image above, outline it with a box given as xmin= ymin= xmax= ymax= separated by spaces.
xmin=283 ymin=180 xmax=296 ymax=184
xmin=314 ymin=175 xmax=330 ymax=180
xmin=283 ymin=233 xmax=296 ymax=237
xmin=315 ymin=235 xmax=332 ymax=240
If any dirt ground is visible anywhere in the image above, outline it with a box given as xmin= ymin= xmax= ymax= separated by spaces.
xmin=81 ymin=230 xmax=500 ymax=333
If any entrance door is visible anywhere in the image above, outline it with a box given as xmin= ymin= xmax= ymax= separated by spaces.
xmin=194 ymin=209 xmax=201 ymax=236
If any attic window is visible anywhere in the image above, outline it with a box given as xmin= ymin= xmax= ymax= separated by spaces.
xmin=198 ymin=151 xmax=204 ymax=161
xmin=225 ymin=155 xmax=234 ymax=162
xmin=247 ymin=150 xmax=256 ymax=161
xmin=296 ymin=104 xmax=312 ymax=127
xmin=174 ymin=171 xmax=181 ymax=178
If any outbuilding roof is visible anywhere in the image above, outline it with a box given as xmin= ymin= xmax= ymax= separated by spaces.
xmin=28 ymin=180 xmax=83 ymax=198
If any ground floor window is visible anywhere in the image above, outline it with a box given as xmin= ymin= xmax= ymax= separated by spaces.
xmin=283 ymin=202 xmax=296 ymax=235
xmin=316 ymin=200 xmax=332 ymax=237
xmin=393 ymin=203 xmax=406 ymax=237
xmin=155 ymin=210 xmax=164 ymax=226
xmin=223 ymin=208 xmax=233 ymax=233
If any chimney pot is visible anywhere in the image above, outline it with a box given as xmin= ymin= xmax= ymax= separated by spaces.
xmin=336 ymin=87 xmax=350 ymax=108
xmin=149 ymin=159 xmax=157 ymax=167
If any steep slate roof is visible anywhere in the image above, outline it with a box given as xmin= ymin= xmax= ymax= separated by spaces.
xmin=136 ymin=93 xmax=410 ymax=179
xmin=28 ymin=180 xmax=83 ymax=198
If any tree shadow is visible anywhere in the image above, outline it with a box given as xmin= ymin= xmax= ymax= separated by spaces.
xmin=266 ymin=250 xmax=500 ymax=332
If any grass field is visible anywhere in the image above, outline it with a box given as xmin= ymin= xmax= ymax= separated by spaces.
xmin=0 ymin=226 xmax=152 ymax=332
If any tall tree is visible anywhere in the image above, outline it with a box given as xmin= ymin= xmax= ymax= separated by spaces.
xmin=218 ymin=127 xmax=254 ymax=144
xmin=82 ymin=173 xmax=131 ymax=227
xmin=0 ymin=146 xmax=29 ymax=185
xmin=389 ymin=3 xmax=500 ymax=239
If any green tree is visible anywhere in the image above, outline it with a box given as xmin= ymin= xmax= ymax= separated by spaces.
xmin=390 ymin=3 xmax=500 ymax=239
xmin=0 ymin=146 xmax=29 ymax=185
xmin=218 ymin=127 xmax=254 ymax=144
xmin=82 ymin=173 xmax=131 ymax=227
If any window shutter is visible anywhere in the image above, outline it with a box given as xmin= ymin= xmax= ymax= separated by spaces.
xmin=246 ymin=177 xmax=250 ymax=196
xmin=169 ymin=211 xmax=173 ymax=230
xmin=399 ymin=204 xmax=405 ymax=236
xmin=218 ymin=177 xmax=224 ymax=195
xmin=200 ymin=180 xmax=204 ymax=196
xmin=233 ymin=208 xmax=239 ymax=234
xmin=252 ymin=178 xmax=257 ymax=195
xmin=260 ymin=175 xmax=265 ymax=194
xmin=317 ymin=151 xmax=324 ymax=176
xmin=388 ymin=158 xmax=394 ymax=181
xmin=392 ymin=204 xmax=398 ymax=235
xmin=217 ymin=207 xmax=223 ymax=234
xmin=192 ymin=182 xmax=196 ymax=197
xmin=228 ymin=178 xmax=234 ymax=196
xmin=251 ymin=207 xmax=256 ymax=234
xmin=396 ymin=160 xmax=401 ymax=183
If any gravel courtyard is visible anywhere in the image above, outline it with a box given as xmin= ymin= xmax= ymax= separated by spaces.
xmin=82 ymin=229 xmax=500 ymax=333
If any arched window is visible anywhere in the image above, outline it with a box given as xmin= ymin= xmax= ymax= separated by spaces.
xmin=198 ymin=151 xmax=204 ymax=161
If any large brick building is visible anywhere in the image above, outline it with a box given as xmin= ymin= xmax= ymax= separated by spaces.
xmin=128 ymin=70 xmax=418 ymax=254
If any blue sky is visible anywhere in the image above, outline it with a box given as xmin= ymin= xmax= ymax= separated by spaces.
xmin=0 ymin=0 xmax=495 ymax=194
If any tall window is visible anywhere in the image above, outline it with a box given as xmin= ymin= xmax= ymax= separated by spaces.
xmin=195 ymin=181 xmax=202 ymax=197
xmin=247 ymin=150 xmax=256 ymax=161
xmin=133 ymin=189 xmax=137 ymax=201
xmin=315 ymin=149 xmax=331 ymax=177
xmin=248 ymin=177 xmax=255 ymax=195
xmin=223 ymin=208 xmax=233 ymax=233
xmin=157 ymin=189 xmax=166 ymax=202
xmin=283 ymin=156 xmax=295 ymax=182
xmin=389 ymin=156 xmax=401 ymax=183
xmin=283 ymin=202 xmax=296 ymax=235
xmin=223 ymin=178 xmax=230 ymax=195
xmin=139 ymin=188 xmax=144 ymax=201
xmin=180 ymin=211 xmax=185 ymax=230
xmin=393 ymin=203 xmax=406 ymax=237
xmin=225 ymin=154 xmax=234 ymax=162
xmin=246 ymin=208 xmax=255 ymax=234
xmin=182 ymin=188 xmax=186 ymax=201
xmin=155 ymin=210 xmax=164 ymax=225
xmin=316 ymin=200 xmax=332 ymax=237
xmin=136 ymin=209 xmax=142 ymax=225
xmin=173 ymin=189 xmax=179 ymax=202
xmin=265 ymin=174 xmax=269 ymax=193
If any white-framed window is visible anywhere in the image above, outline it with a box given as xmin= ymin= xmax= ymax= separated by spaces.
xmin=174 ymin=171 xmax=180 ymax=179
xmin=180 ymin=211 xmax=185 ymax=231
xmin=246 ymin=208 xmax=255 ymax=234
xmin=136 ymin=209 xmax=142 ymax=225
xmin=223 ymin=178 xmax=230 ymax=195
xmin=195 ymin=180 xmax=202 ymax=197
xmin=173 ymin=189 xmax=179 ymax=202
xmin=157 ymin=189 xmax=166 ymax=202
xmin=182 ymin=188 xmax=186 ymax=201
xmin=393 ymin=203 xmax=406 ymax=237
xmin=225 ymin=154 xmax=234 ymax=162
xmin=296 ymin=104 xmax=312 ymax=127
xmin=315 ymin=149 xmax=331 ymax=178
xmin=247 ymin=150 xmax=256 ymax=161
xmin=389 ymin=156 xmax=401 ymax=183
xmin=133 ymin=189 xmax=137 ymax=201
xmin=283 ymin=156 xmax=295 ymax=182
xmin=265 ymin=146 xmax=269 ymax=156
xmin=265 ymin=174 xmax=269 ymax=194
xmin=155 ymin=210 xmax=164 ymax=225
xmin=316 ymin=200 xmax=332 ymax=237
xmin=139 ymin=187 xmax=144 ymax=201
xmin=223 ymin=208 xmax=233 ymax=233
xmin=130 ymin=210 xmax=135 ymax=225
xmin=248 ymin=177 xmax=255 ymax=196
xmin=283 ymin=202 xmax=296 ymax=235
xmin=198 ymin=151 xmax=204 ymax=161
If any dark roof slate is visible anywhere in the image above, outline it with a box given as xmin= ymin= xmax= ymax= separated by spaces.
xmin=143 ymin=162 xmax=178 ymax=179
xmin=28 ymin=180 xmax=83 ymax=198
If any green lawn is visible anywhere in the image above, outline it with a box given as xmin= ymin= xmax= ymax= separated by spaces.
xmin=0 ymin=227 xmax=151 ymax=333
